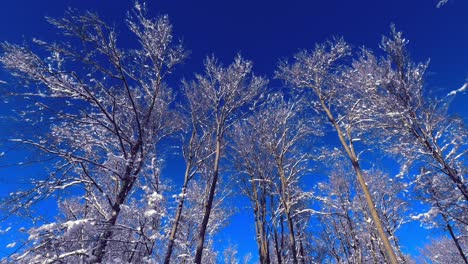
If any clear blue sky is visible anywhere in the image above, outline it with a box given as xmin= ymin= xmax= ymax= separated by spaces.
xmin=0 ymin=0 xmax=467 ymax=260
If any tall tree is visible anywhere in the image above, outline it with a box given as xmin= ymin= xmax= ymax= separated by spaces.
xmin=314 ymin=161 xmax=410 ymax=263
xmin=347 ymin=27 xmax=468 ymax=261
xmin=349 ymin=27 xmax=467 ymax=201
xmin=0 ymin=3 xmax=186 ymax=262
xmin=231 ymin=93 xmax=316 ymax=263
xmin=163 ymin=91 xmax=215 ymax=263
xmin=184 ymin=55 xmax=267 ymax=264
xmin=419 ymin=235 xmax=468 ymax=264
xmin=164 ymin=171 xmax=230 ymax=264
xmin=277 ymin=39 xmax=400 ymax=263
xmin=231 ymin=119 xmax=274 ymax=264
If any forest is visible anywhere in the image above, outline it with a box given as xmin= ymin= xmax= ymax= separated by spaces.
xmin=0 ymin=1 xmax=466 ymax=263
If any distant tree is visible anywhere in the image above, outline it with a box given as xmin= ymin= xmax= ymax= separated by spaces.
xmin=366 ymin=170 xmax=409 ymax=262
xmin=222 ymin=244 xmax=239 ymax=264
xmin=412 ymin=173 xmax=468 ymax=263
xmin=316 ymin=168 xmax=366 ymax=263
xmin=0 ymin=3 xmax=186 ymax=262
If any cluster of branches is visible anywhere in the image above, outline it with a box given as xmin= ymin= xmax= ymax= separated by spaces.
xmin=0 ymin=3 xmax=466 ymax=264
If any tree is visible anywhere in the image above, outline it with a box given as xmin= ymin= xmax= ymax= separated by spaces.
xmin=419 ymin=235 xmax=468 ymax=264
xmin=0 ymin=3 xmax=186 ymax=262
xmin=349 ymin=27 xmax=467 ymax=201
xmin=313 ymin=161 xmax=410 ymax=263
xmin=184 ymin=55 xmax=267 ymax=264
xmin=231 ymin=93 xmax=316 ymax=264
xmin=347 ymin=27 xmax=468 ymax=261
xmin=231 ymin=114 xmax=274 ymax=264
xmin=412 ymin=171 xmax=468 ymax=263
xmin=163 ymin=172 xmax=230 ymax=264
xmin=277 ymin=38 xmax=400 ymax=263
xmin=163 ymin=92 xmax=214 ymax=263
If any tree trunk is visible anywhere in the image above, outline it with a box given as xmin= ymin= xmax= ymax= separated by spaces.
xmin=251 ymin=178 xmax=270 ymax=264
xmin=298 ymin=237 xmax=306 ymax=264
xmin=318 ymin=97 xmax=399 ymax=264
xmin=285 ymin=213 xmax=298 ymax=264
xmin=194 ymin=132 xmax=222 ymax=264
xmin=272 ymin=197 xmax=283 ymax=264
xmin=260 ymin=194 xmax=271 ymax=264
xmin=442 ymin=211 xmax=468 ymax=264
xmin=277 ymin=163 xmax=298 ymax=264
xmin=163 ymin=166 xmax=191 ymax=264
xmin=91 ymin=178 xmax=136 ymax=263
xmin=91 ymin=141 xmax=142 ymax=263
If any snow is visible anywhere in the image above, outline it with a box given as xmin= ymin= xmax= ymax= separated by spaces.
xmin=411 ymin=208 xmax=438 ymax=222
xmin=54 ymin=180 xmax=82 ymax=190
xmin=172 ymin=193 xmax=187 ymax=199
xmin=63 ymin=219 xmax=92 ymax=233
xmin=6 ymin=242 xmax=16 ymax=248
xmin=148 ymin=192 xmax=163 ymax=206
xmin=144 ymin=209 xmax=158 ymax=218
xmin=0 ymin=227 xmax=11 ymax=234
xmin=447 ymin=82 xmax=467 ymax=96
xmin=28 ymin=222 xmax=58 ymax=241
xmin=41 ymin=249 xmax=88 ymax=264
xmin=437 ymin=0 xmax=448 ymax=8
xmin=135 ymin=2 xmax=142 ymax=11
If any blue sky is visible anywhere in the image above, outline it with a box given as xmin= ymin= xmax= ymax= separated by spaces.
xmin=0 ymin=0 xmax=467 ymax=261
xmin=1 ymin=0 xmax=467 ymax=100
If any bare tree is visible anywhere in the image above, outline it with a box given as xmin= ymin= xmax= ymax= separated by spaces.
xmin=231 ymin=119 xmax=274 ymax=264
xmin=349 ymin=27 xmax=467 ymax=202
xmin=419 ymin=235 xmax=468 ymax=264
xmin=341 ymin=26 xmax=467 ymax=263
xmin=184 ymin=55 xmax=267 ymax=264
xmin=313 ymin=160 xmax=410 ymax=264
xmin=231 ymin=93 xmax=316 ymax=263
xmin=277 ymin=38 xmax=400 ymax=263
xmin=165 ymin=170 xmax=230 ymax=264
xmin=0 ymin=3 xmax=186 ymax=262
xmin=163 ymin=92 xmax=215 ymax=263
